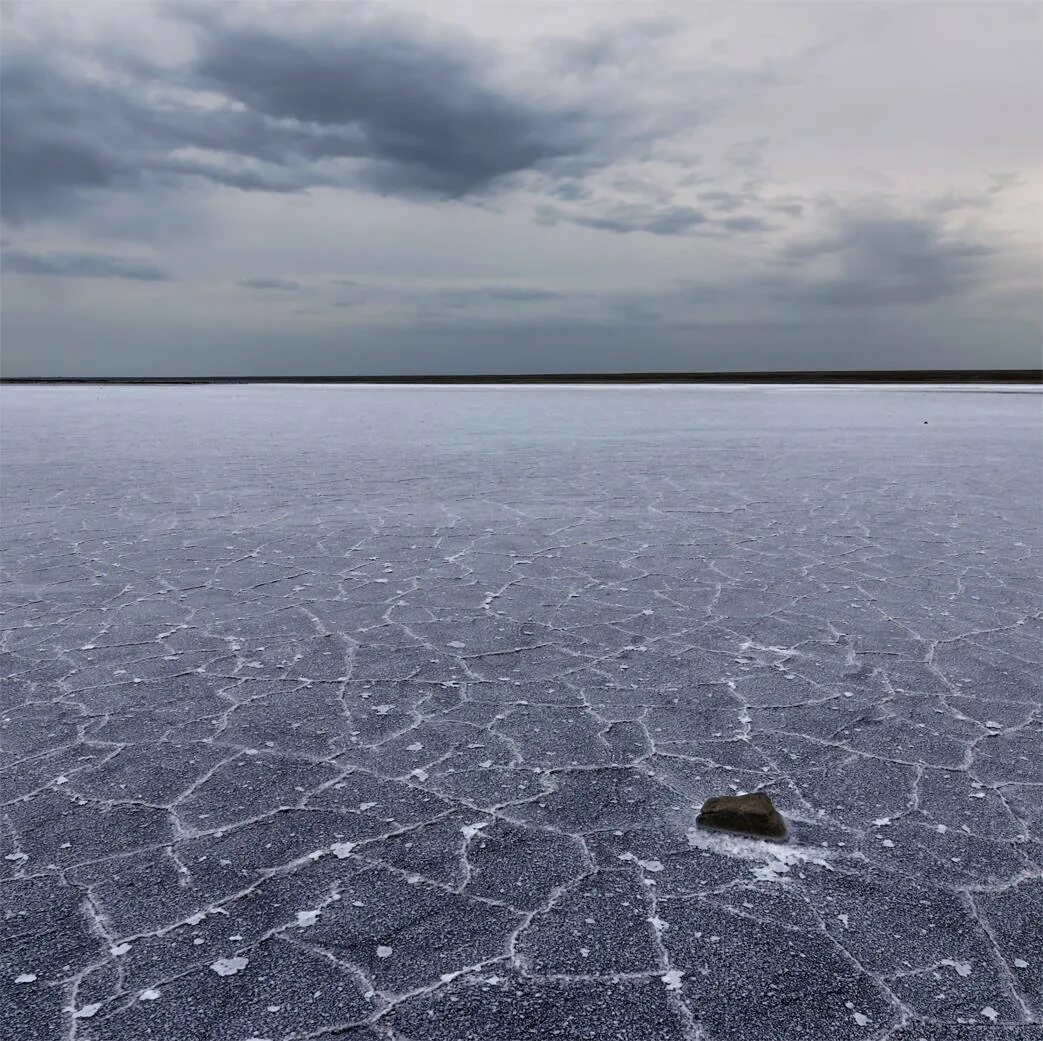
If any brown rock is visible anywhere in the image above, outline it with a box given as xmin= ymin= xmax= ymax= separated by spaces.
xmin=697 ymin=792 xmax=787 ymax=839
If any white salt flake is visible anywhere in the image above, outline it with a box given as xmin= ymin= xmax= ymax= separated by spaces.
xmin=618 ymin=852 xmax=663 ymax=872
xmin=5 ymin=852 xmax=28 ymax=862
xmin=852 ymin=1011 xmax=869 ymax=1027
xmin=15 ymin=973 xmax=37 ymax=984
xmin=661 ymin=969 xmax=684 ymax=991
xmin=1014 ymin=958 xmax=1029 ymax=969
xmin=411 ymin=768 xmax=429 ymax=781
xmin=139 ymin=989 xmax=161 ymax=1001
xmin=461 ymin=822 xmax=489 ymax=840
xmin=73 ymin=1003 xmax=103 ymax=1019
xmin=981 ymin=1006 xmax=999 ymax=1022
xmin=984 ymin=720 xmax=1002 ymax=729
xmin=330 ymin=842 xmax=355 ymax=859
xmin=296 ymin=909 xmax=321 ymax=928
xmin=942 ymin=959 xmax=972 ymax=978
xmin=447 ymin=641 xmax=465 ymax=648
xmin=376 ymin=945 xmax=393 ymax=959
xmin=837 ymin=914 xmax=849 ymax=928
xmin=210 ymin=957 xmax=248 ymax=977
xmin=110 ymin=943 xmax=131 ymax=956
xmin=872 ymin=818 xmax=891 ymax=827
xmin=406 ymin=742 xmax=423 ymax=752
xmin=881 ymin=838 xmax=895 ymax=848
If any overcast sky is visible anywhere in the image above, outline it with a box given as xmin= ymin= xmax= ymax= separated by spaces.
xmin=2 ymin=1 xmax=1040 ymax=377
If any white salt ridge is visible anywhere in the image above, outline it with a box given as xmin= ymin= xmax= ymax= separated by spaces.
xmin=296 ymin=909 xmax=321 ymax=927
xmin=461 ymin=821 xmax=489 ymax=839
xmin=210 ymin=957 xmax=248 ymax=977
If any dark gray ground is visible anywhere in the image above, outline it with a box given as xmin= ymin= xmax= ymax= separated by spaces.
xmin=2 ymin=384 xmax=1041 ymax=1041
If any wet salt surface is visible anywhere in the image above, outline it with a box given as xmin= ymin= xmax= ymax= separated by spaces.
xmin=1 ymin=384 xmax=1040 ymax=1041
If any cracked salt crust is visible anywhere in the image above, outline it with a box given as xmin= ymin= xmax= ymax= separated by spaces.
xmin=1 ymin=385 xmax=1039 ymax=1041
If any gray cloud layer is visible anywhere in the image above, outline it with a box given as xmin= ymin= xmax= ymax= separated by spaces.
xmin=1 ymin=2 xmax=1039 ymax=376
xmin=2 ymin=249 xmax=170 ymax=281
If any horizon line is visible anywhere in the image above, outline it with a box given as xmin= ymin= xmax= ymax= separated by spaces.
xmin=2 ymin=369 xmax=1041 ymax=386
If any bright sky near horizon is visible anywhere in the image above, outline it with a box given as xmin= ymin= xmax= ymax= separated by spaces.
xmin=2 ymin=1 xmax=1040 ymax=376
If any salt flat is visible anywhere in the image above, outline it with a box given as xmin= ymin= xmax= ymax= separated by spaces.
xmin=2 ymin=384 xmax=1040 ymax=1041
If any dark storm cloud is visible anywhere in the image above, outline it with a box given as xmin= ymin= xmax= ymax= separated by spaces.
xmin=188 ymin=18 xmax=595 ymax=197
xmin=0 ymin=8 xmax=615 ymax=221
xmin=1 ymin=249 xmax=170 ymax=281
xmin=237 ymin=277 xmax=301 ymax=291
xmin=786 ymin=215 xmax=992 ymax=307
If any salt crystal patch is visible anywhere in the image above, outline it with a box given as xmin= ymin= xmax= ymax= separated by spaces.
xmin=330 ymin=842 xmax=355 ymax=859
xmin=461 ymin=822 xmax=489 ymax=840
xmin=296 ymin=909 xmax=321 ymax=928
xmin=881 ymin=839 xmax=895 ymax=848
xmin=984 ymin=720 xmax=1002 ymax=729
xmin=661 ymin=969 xmax=684 ymax=991
xmin=376 ymin=945 xmax=393 ymax=959
xmin=110 ymin=943 xmax=131 ymax=956
xmin=139 ymin=989 xmax=161 ymax=1001
xmin=853 ymin=1012 xmax=869 ymax=1026
xmin=73 ymin=1003 xmax=102 ymax=1019
xmin=942 ymin=959 xmax=972 ymax=978
xmin=981 ymin=1006 xmax=999 ymax=1022
xmin=406 ymin=742 xmax=423 ymax=752
xmin=1014 ymin=958 xmax=1029 ymax=968
xmin=15 ymin=973 xmax=37 ymax=984
xmin=411 ymin=768 xmax=428 ymax=781
xmin=447 ymin=641 xmax=465 ymax=648
xmin=210 ymin=957 xmax=248 ymax=977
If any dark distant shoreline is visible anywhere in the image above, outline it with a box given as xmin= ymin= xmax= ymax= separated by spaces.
xmin=2 ymin=369 xmax=1040 ymax=385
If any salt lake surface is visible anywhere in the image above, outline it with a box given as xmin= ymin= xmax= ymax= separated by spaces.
xmin=2 ymin=384 xmax=1041 ymax=1041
